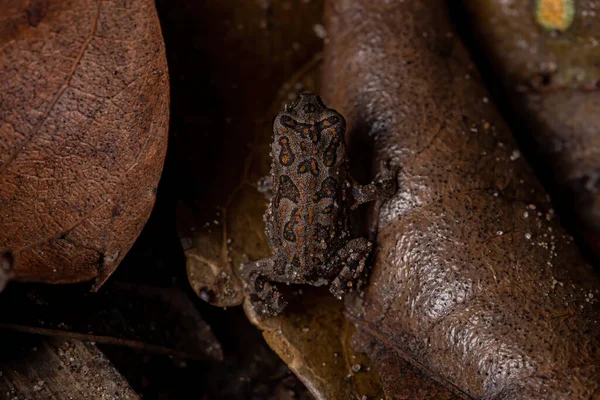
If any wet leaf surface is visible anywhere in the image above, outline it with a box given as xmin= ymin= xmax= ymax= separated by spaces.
xmin=324 ymin=0 xmax=600 ymax=398
xmin=0 ymin=0 xmax=169 ymax=287
xmin=349 ymin=326 xmax=464 ymax=400
xmin=0 ymin=335 xmax=139 ymax=399
xmin=459 ymin=0 xmax=600 ymax=257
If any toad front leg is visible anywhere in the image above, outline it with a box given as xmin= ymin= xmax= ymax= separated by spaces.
xmin=349 ymin=164 xmax=398 ymax=240
xmin=350 ymin=164 xmax=397 ymax=209
xmin=328 ymin=238 xmax=373 ymax=299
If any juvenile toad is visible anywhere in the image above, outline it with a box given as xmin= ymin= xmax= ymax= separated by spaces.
xmin=242 ymin=93 xmax=396 ymax=316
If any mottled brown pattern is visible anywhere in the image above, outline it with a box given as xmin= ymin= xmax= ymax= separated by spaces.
xmin=241 ymin=93 xmax=396 ymax=316
xmin=278 ymin=136 xmax=295 ymax=166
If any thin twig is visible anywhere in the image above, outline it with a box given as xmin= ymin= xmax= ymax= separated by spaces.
xmin=0 ymin=323 xmax=208 ymax=361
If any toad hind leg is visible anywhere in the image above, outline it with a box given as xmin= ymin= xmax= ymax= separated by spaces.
xmin=240 ymin=258 xmax=287 ymax=316
xmin=329 ymin=238 xmax=373 ymax=299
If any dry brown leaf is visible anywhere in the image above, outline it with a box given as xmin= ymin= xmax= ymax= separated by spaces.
xmin=0 ymin=0 xmax=169 ymax=287
xmin=245 ymin=289 xmax=385 ymax=400
xmin=324 ymin=0 xmax=600 ymax=398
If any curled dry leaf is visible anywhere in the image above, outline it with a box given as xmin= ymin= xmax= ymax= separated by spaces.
xmin=324 ymin=0 xmax=600 ymax=398
xmin=0 ymin=0 xmax=169 ymax=287
xmin=0 ymin=336 xmax=139 ymax=399
xmin=461 ymin=0 xmax=600 ymax=252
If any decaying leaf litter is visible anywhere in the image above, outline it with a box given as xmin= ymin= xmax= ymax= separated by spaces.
xmin=0 ymin=0 xmax=599 ymax=398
